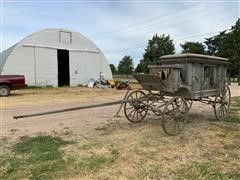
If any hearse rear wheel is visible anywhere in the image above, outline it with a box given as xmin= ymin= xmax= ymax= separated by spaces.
xmin=162 ymin=96 xmax=188 ymax=136
xmin=214 ymin=85 xmax=231 ymax=120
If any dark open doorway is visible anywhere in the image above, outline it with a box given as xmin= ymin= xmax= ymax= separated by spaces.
xmin=57 ymin=49 xmax=70 ymax=87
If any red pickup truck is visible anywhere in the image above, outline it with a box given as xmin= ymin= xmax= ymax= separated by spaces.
xmin=0 ymin=75 xmax=27 ymax=96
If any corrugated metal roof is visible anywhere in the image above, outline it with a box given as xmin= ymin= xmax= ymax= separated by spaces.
xmin=0 ymin=28 xmax=104 ymax=74
xmin=0 ymin=44 xmax=17 ymax=74
xmin=18 ymin=28 xmax=101 ymax=52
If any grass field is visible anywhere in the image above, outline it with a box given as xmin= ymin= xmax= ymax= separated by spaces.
xmin=1 ymin=92 xmax=240 ymax=179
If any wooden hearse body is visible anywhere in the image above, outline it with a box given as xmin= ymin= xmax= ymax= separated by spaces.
xmin=134 ymin=53 xmax=229 ymax=100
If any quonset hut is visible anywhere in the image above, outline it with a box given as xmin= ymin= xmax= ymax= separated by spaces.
xmin=0 ymin=28 xmax=112 ymax=87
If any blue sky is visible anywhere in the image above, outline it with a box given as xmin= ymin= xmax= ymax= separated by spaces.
xmin=1 ymin=0 xmax=239 ymax=67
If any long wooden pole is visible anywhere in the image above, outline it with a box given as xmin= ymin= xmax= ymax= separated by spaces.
xmin=13 ymin=97 xmax=145 ymax=119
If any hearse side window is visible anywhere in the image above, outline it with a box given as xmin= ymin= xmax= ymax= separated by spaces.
xmin=180 ymin=68 xmax=186 ymax=83
xmin=204 ymin=66 xmax=215 ymax=89
xmin=155 ymin=68 xmax=171 ymax=80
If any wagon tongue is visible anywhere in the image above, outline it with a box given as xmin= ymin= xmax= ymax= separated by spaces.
xmin=13 ymin=97 xmax=147 ymax=119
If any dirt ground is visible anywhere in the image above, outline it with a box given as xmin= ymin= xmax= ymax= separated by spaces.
xmin=1 ymin=83 xmax=239 ymax=139
xmin=0 ymin=86 xmax=128 ymax=139
xmin=1 ymin=83 xmax=240 ymax=179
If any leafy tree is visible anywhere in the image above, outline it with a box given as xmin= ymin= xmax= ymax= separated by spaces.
xmin=205 ymin=18 xmax=240 ymax=79
xmin=134 ymin=59 xmax=145 ymax=73
xmin=117 ymin=55 xmax=134 ymax=75
xmin=205 ymin=31 xmax=228 ymax=56
xmin=109 ymin=64 xmax=117 ymax=74
xmin=180 ymin=41 xmax=206 ymax=54
xmin=135 ymin=34 xmax=175 ymax=73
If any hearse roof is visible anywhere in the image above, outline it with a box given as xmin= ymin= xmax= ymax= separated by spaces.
xmin=159 ymin=53 xmax=229 ymax=64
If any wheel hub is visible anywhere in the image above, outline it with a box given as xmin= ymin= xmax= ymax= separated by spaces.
xmin=0 ymin=88 xmax=8 ymax=96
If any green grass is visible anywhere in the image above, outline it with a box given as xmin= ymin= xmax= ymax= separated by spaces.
xmin=1 ymin=135 xmax=73 ymax=179
xmin=0 ymin=135 xmax=120 ymax=179
xmin=225 ymin=96 xmax=240 ymax=123
xmin=223 ymin=143 xmax=238 ymax=150
xmin=14 ymin=135 xmax=71 ymax=154
xmin=231 ymin=97 xmax=240 ymax=111
xmin=30 ymin=159 xmax=66 ymax=179
xmin=225 ymin=115 xmax=240 ymax=123
xmin=174 ymin=162 xmax=240 ymax=179
xmin=74 ymin=149 xmax=119 ymax=172
xmin=135 ymin=164 xmax=162 ymax=179
xmin=234 ymin=97 xmax=240 ymax=107
xmin=216 ymin=133 xmax=227 ymax=138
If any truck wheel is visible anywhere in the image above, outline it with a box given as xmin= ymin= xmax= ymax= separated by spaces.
xmin=0 ymin=85 xmax=10 ymax=97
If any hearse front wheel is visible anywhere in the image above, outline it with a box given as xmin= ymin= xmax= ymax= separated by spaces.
xmin=124 ymin=90 xmax=148 ymax=123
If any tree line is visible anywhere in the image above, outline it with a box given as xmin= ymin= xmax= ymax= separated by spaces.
xmin=109 ymin=19 xmax=240 ymax=79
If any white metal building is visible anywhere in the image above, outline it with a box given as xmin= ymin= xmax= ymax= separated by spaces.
xmin=0 ymin=28 xmax=112 ymax=87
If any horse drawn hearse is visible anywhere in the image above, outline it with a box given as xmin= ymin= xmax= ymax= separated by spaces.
xmin=14 ymin=53 xmax=231 ymax=136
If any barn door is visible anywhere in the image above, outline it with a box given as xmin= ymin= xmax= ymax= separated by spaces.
xmin=57 ymin=49 xmax=70 ymax=87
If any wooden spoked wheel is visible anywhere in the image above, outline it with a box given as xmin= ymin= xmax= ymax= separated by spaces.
xmin=214 ymin=85 xmax=231 ymax=120
xmin=186 ymin=99 xmax=193 ymax=112
xmin=162 ymin=96 xmax=188 ymax=136
xmin=124 ymin=90 xmax=148 ymax=123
